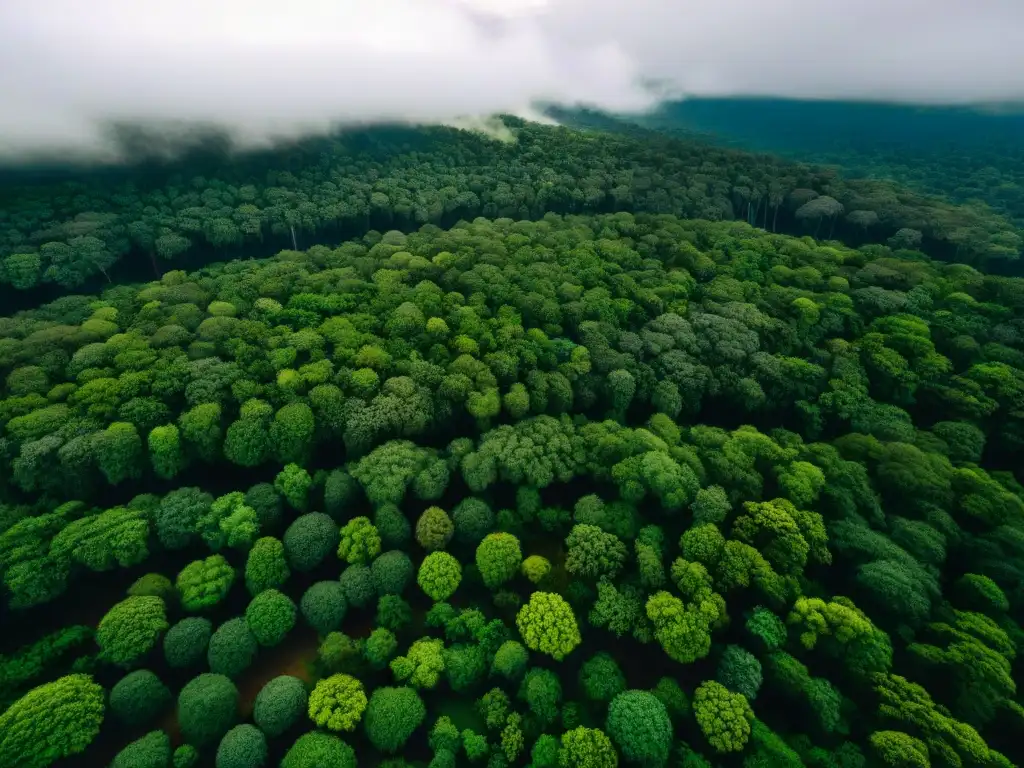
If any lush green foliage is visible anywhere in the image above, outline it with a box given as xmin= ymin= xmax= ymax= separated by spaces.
xmin=391 ymin=637 xmax=446 ymax=689
xmin=516 ymin=592 xmax=581 ymax=660
xmin=693 ymin=681 xmax=754 ymax=753
xmin=109 ymin=669 xmax=172 ymax=726
xmin=163 ymin=617 xmax=212 ymax=668
xmin=337 ymin=563 xmax=375 ymax=608
xmin=337 ymin=516 xmax=381 ymax=565
xmin=376 ymin=595 xmax=412 ymax=632
xmin=177 ymin=673 xmax=239 ymax=746
xmin=2 ymin=113 xmax=1017 ymax=305
xmin=283 ymin=513 xmax=338 ymax=571
xmin=128 ymin=572 xmax=176 ymax=600
xmin=281 ymin=732 xmax=356 ymax=768
xmin=651 ymin=677 xmax=690 ymax=723
xmin=452 ymin=498 xmax=495 ymax=544
xmin=308 ymin=674 xmax=367 ymax=732
xmin=216 ymin=724 xmax=268 ymax=768
xmin=154 ymin=488 xmax=212 ymax=550
xmin=371 ymin=549 xmax=414 ymax=595
xmin=365 ymin=627 xmax=399 ymax=668
xmin=606 ymin=690 xmax=673 ymax=766
xmin=173 ymin=745 xmax=199 ymax=768
xmin=745 ymin=607 xmax=788 ymax=652
xmin=492 ymin=639 xmax=530 ymax=682
xmin=245 ymin=588 xmax=297 ymax=647
xmin=429 ymin=715 xmax=461 ymax=754
xmin=207 ymin=617 xmax=258 ymax=678
xmin=4 ymin=118 xmax=1024 ymax=768
xmin=531 ymin=734 xmax=561 ymax=768
xmin=0 ymin=625 xmax=92 ymax=707
xmin=717 ymin=645 xmax=764 ymax=700
xmin=416 ymin=506 xmax=455 ymax=551
xmin=300 ymin=580 xmax=347 ymax=634
xmin=476 ymin=532 xmax=523 ymax=589
xmin=96 ymin=596 xmax=168 ymax=667
xmin=559 ymin=726 xmax=619 ymax=768
xmin=245 ymin=484 xmax=283 ymax=529
xmin=245 ymin=536 xmax=290 ymax=596
xmin=519 ymin=667 xmax=562 ymax=726
xmin=418 ymin=551 xmax=462 ymax=601
xmin=198 ymin=491 xmax=259 ymax=550
xmin=462 ymin=728 xmax=488 ymax=761
xmin=364 ymin=686 xmax=426 ymax=753
xmin=177 ymin=555 xmax=235 ymax=611
xmin=639 ymin=98 xmax=1024 ymax=230
xmin=253 ymin=675 xmax=307 ymax=738
xmin=521 ymin=554 xmax=552 ymax=584
xmin=566 ymin=524 xmax=627 ymax=580
xmin=111 ymin=730 xmax=172 ymax=768
xmin=374 ymin=504 xmax=412 ymax=549
xmin=580 ymin=652 xmax=627 ymax=703
xmin=0 ymin=674 xmax=105 ymax=768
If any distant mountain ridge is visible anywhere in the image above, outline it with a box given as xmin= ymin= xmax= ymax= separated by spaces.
xmin=548 ymin=98 xmax=1024 ymax=230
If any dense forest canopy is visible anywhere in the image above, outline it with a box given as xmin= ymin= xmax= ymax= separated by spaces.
xmin=625 ymin=98 xmax=1024 ymax=229
xmin=0 ymin=116 xmax=1021 ymax=314
xmin=4 ymin=0 xmax=1024 ymax=762
xmin=1 ymin=200 xmax=1024 ymax=768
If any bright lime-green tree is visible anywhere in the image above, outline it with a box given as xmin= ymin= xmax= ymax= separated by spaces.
xmin=693 ymin=681 xmax=753 ymax=753
xmin=516 ymin=592 xmax=581 ymax=660
xmin=308 ymin=674 xmax=367 ymax=732
xmin=0 ymin=674 xmax=105 ymax=768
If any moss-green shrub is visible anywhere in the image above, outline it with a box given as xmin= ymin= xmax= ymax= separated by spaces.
xmin=127 ymin=573 xmax=176 ymax=601
xmin=245 ymin=536 xmax=290 ymax=596
xmin=109 ymin=669 xmax=171 ymax=726
xmin=177 ymin=555 xmax=236 ymax=612
xmin=338 ymin=564 xmax=375 ymax=609
xmin=283 ymin=513 xmax=338 ymax=572
xmin=164 ymin=617 xmax=212 ymax=669
xmin=216 ymin=724 xmax=268 ymax=768
xmin=245 ymin=589 xmax=297 ymax=647
xmin=371 ymin=550 xmax=414 ymax=595
xmin=281 ymin=732 xmax=356 ymax=768
xmin=97 ymin=596 xmax=169 ymax=668
xmin=0 ymin=674 xmax=105 ymax=768
xmin=300 ymin=581 xmax=347 ymax=634
xmin=111 ymin=730 xmax=172 ymax=768
xmin=253 ymin=675 xmax=308 ymax=738
xmin=418 ymin=552 xmax=462 ymax=601
xmin=208 ymin=618 xmax=258 ymax=678
xmin=364 ymin=686 xmax=426 ymax=753
xmin=177 ymin=673 xmax=239 ymax=746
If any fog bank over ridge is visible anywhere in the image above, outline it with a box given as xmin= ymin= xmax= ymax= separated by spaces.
xmin=1 ymin=0 xmax=1022 ymax=162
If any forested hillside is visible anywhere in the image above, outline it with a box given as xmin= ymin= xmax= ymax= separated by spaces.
xmin=1 ymin=117 xmax=1020 ymax=313
xmin=627 ymin=98 xmax=1024 ymax=230
xmin=1 ymin=209 xmax=1024 ymax=768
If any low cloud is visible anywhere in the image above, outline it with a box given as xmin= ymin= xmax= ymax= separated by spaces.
xmin=1 ymin=0 xmax=1022 ymax=161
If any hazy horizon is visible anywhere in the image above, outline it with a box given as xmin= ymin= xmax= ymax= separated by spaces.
xmin=2 ymin=0 xmax=1023 ymax=162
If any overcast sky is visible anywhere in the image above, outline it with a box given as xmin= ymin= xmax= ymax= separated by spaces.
xmin=1 ymin=0 xmax=1023 ymax=160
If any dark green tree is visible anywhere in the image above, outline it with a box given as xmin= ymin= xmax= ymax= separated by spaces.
xmin=177 ymin=673 xmax=239 ymax=746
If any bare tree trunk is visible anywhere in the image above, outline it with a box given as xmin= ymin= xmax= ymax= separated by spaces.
xmin=828 ymin=216 xmax=836 ymax=239
xmin=772 ymin=206 xmax=779 ymax=233
xmin=763 ymin=201 xmax=769 ymax=229
xmin=290 ymin=225 xmax=298 ymax=251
